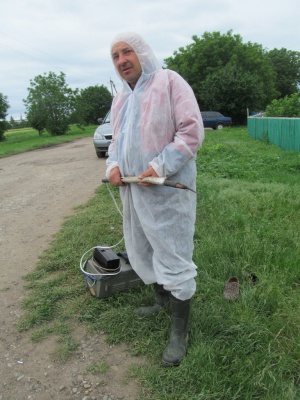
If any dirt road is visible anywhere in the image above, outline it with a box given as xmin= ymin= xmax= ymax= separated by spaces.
xmin=0 ymin=138 xmax=142 ymax=400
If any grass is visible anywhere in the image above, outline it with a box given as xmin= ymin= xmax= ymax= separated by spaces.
xmin=17 ymin=127 xmax=300 ymax=399
xmin=86 ymin=361 xmax=110 ymax=375
xmin=0 ymin=124 xmax=97 ymax=158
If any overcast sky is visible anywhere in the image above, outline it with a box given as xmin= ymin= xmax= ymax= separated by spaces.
xmin=1 ymin=0 xmax=299 ymax=120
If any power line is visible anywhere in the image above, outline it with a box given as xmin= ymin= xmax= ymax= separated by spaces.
xmin=0 ymin=41 xmax=62 ymax=70
xmin=0 ymin=30 xmax=117 ymax=87
xmin=0 ymin=29 xmax=65 ymax=64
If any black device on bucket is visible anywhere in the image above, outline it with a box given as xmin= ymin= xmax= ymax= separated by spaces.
xmin=93 ymin=247 xmax=120 ymax=270
xmin=81 ymin=246 xmax=144 ymax=299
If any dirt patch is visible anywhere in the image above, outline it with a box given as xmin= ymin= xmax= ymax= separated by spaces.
xmin=0 ymin=138 xmax=143 ymax=400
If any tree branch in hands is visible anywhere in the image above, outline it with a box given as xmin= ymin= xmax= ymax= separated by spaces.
xmin=138 ymin=167 xmax=159 ymax=187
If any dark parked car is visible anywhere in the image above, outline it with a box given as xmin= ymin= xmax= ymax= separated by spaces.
xmin=93 ymin=111 xmax=112 ymax=158
xmin=201 ymin=111 xmax=232 ymax=129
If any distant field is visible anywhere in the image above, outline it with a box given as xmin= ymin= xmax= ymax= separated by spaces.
xmin=0 ymin=125 xmax=97 ymax=158
xmin=4 ymin=127 xmax=34 ymax=134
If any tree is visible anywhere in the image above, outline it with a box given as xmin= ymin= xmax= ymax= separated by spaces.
xmin=9 ymin=116 xmax=15 ymax=129
xmin=24 ymin=72 xmax=77 ymax=136
xmin=266 ymin=93 xmax=300 ymax=117
xmin=26 ymin=102 xmax=47 ymax=135
xmin=0 ymin=93 xmax=10 ymax=141
xmin=73 ymin=85 xmax=112 ymax=125
xmin=164 ymin=31 xmax=278 ymax=124
xmin=268 ymin=48 xmax=300 ymax=99
xmin=200 ymin=65 xmax=265 ymax=124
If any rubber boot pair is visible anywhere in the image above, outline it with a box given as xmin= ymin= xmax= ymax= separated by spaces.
xmin=135 ymin=283 xmax=170 ymax=316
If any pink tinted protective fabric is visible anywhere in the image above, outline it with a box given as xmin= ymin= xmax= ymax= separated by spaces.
xmin=106 ymin=32 xmax=204 ymax=300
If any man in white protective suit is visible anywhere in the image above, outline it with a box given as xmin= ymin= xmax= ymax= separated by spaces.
xmin=106 ymin=32 xmax=205 ymax=366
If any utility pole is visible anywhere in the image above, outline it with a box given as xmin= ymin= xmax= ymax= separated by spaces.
xmin=109 ymin=79 xmax=117 ymax=97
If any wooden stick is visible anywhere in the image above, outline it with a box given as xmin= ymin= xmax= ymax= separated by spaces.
xmin=102 ymin=177 xmax=197 ymax=194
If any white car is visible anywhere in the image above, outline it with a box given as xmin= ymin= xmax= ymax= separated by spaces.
xmin=93 ymin=111 xmax=112 ymax=158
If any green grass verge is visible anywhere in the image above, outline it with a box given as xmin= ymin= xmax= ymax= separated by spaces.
xmin=19 ymin=127 xmax=300 ymax=399
xmin=0 ymin=125 xmax=97 ymax=158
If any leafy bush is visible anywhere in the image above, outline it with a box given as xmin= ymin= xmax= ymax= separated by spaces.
xmin=266 ymin=93 xmax=300 ymax=117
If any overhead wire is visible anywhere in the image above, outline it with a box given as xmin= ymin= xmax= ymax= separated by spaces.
xmin=0 ymin=29 xmax=65 ymax=65
xmin=0 ymin=33 xmax=112 ymax=84
xmin=0 ymin=41 xmax=62 ymax=71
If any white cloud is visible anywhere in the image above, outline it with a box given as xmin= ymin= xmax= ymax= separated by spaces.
xmin=0 ymin=0 xmax=299 ymax=119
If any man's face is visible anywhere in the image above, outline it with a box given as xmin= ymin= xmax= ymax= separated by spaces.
xmin=112 ymin=42 xmax=142 ymax=88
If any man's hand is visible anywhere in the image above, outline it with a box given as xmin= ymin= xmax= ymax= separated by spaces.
xmin=109 ymin=167 xmax=125 ymax=186
xmin=138 ymin=167 xmax=158 ymax=187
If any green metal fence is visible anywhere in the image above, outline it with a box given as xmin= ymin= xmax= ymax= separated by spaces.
xmin=247 ymin=117 xmax=300 ymax=151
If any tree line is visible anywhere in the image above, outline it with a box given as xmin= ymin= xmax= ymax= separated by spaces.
xmin=0 ymin=73 xmax=113 ymax=141
xmin=164 ymin=30 xmax=300 ymax=124
xmin=1 ymin=30 xmax=299 ymax=141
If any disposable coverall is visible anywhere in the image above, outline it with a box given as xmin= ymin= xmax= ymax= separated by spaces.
xmin=106 ymin=32 xmax=204 ymax=301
